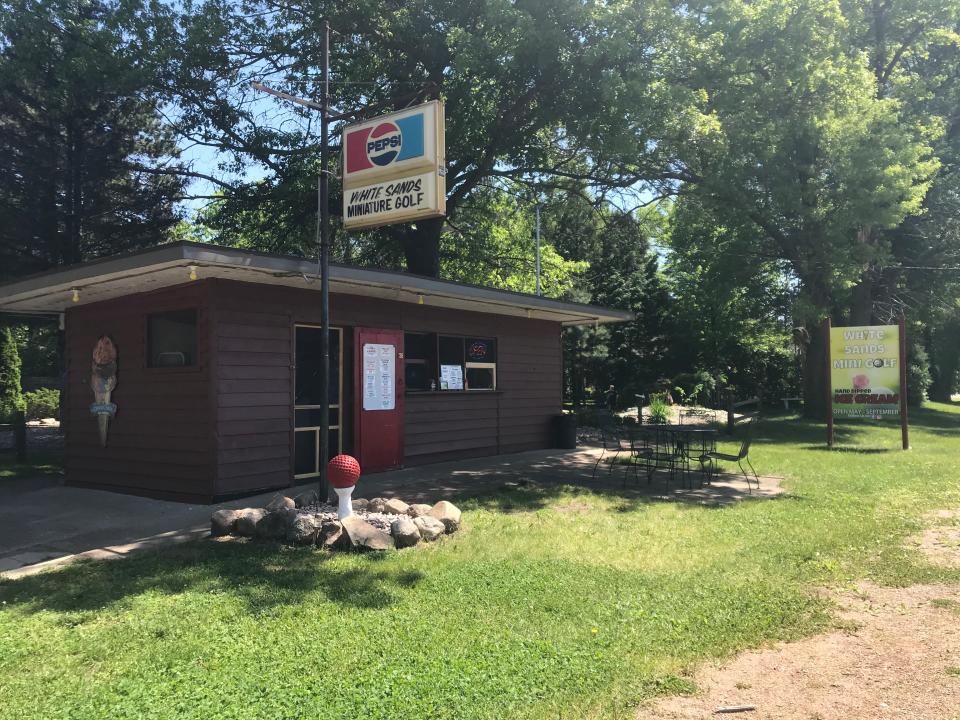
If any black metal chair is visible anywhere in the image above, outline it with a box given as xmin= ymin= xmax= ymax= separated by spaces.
xmin=591 ymin=411 xmax=630 ymax=480
xmin=699 ymin=415 xmax=760 ymax=491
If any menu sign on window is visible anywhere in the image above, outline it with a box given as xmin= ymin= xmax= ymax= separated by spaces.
xmin=363 ymin=343 xmax=395 ymax=411
xmin=440 ymin=364 xmax=463 ymax=390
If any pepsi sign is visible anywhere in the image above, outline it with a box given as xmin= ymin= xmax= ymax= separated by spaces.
xmin=342 ymin=100 xmax=445 ymax=230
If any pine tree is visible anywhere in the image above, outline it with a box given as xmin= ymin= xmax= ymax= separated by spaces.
xmin=0 ymin=0 xmax=184 ymax=279
xmin=0 ymin=328 xmax=25 ymax=423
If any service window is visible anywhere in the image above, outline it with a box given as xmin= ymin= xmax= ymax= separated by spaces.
xmin=465 ymin=337 xmax=497 ymax=390
xmin=436 ymin=335 xmax=497 ymax=391
xmin=147 ymin=309 xmax=197 ymax=367
xmin=404 ymin=332 xmax=436 ymax=391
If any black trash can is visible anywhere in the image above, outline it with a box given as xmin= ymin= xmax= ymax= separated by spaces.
xmin=553 ymin=413 xmax=578 ymax=449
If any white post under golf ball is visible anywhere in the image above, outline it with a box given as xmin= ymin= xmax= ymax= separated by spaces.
xmin=334 ymin=485 xmax=354 ymax=519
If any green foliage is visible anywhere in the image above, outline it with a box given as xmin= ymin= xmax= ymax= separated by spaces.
xmin=907 ymin=342 xmax=932 ymax=407
xmin=647 ymin=392 xmax=671 ymax=424
xmin=0 ymin=0 xmax=184 ymax=277
xmin=664 ymin=197 xmax=797 ymax=403
xmin=23 ymin=389 xmax=60 ymax=421
xmin=0 ymin=328 xmax=25 ymax=423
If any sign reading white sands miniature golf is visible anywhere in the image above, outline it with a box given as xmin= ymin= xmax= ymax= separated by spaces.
xmin=341 ymin=100 xmax=446 ymax=229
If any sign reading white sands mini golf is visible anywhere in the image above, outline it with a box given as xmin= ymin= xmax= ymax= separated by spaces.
xmin=342 ymin=100 xmax=446 ymax=229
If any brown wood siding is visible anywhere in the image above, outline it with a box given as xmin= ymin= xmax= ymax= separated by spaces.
xmin=63 ymin=281 xmax=216 ymax=502
xmin=210 ymin=279 xmax=561 ymax=483
xmin=209 ymin=296 xmax=292 ymax=497
xmin=65 ymin=275 xmax=564 ymax=503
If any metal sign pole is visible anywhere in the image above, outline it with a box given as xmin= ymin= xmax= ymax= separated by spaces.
xmin=824 ymin=316 xmax=834 ymax=448
xmin=899 ymin=314 xmax=909 ymax=450
xmin=535 ymin=203 xmax=541 ymax=296
xmin=318 ymin=19 xmax=332 ymax=500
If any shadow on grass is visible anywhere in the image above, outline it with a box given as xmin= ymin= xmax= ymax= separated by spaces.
xmin=0 ymin=540 xmax=425 ymax=618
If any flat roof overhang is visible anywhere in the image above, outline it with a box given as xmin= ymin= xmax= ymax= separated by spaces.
xmin=0 ymin=242 xmax=633 ymax=326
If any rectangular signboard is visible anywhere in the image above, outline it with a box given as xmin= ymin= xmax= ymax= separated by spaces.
xmin=830 ymin=324 xmax=900 ymax=419
xmin=343 ymin=172 xmax=442 ymax=230
xmin=342 ymin=100 xmax=445 ymax=230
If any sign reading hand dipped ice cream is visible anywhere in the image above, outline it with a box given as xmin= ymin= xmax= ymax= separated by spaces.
xmin=90 ymin=335 xmax=118 ymax=446
xmin=341 ymin=100 xmax=445 ymax=230
xmin=830 ymin=325 xmax=900 ymax=419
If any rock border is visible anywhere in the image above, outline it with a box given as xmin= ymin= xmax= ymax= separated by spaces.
xmin=211 ymin=494 xmax=462 ymax=552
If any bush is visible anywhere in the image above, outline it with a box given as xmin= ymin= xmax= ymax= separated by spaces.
xmin=907 ymin=342 xmax=931 ymax=407
xmin=647 ymin=392 xmax=671 ymax=424
xmin=0 ymin=327 xmax=25 ymax=423
xmin=24 ymin=388 xmax=60 ymax=420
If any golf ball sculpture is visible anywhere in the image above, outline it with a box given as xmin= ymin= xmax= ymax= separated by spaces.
xmin=328 ymin=454 xmax=361 ymax=519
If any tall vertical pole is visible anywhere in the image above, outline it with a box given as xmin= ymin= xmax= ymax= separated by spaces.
xmin=899 ymin=313 xmax=910 ymax=450
xmin=824 ymin=316 xmax=834 ymax=448
xmin=535 ymin=203 xmax=541 ymax=296
xmin=318 ymin=19 xmax=331 ymax=499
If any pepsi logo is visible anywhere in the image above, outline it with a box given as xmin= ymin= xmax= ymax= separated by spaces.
xmin=367 ymin=122 xmax=402 ymax=167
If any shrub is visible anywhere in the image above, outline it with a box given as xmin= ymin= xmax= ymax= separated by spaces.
xmin=0 ymin=327 xmax=25 ymax=423
xmin=907 ymin=341 xmax=931 ymax=407
xmin=24 ymin=388 xmax=60 ymax=420
xmin=647 ymin=392 xmax=671 ymax=424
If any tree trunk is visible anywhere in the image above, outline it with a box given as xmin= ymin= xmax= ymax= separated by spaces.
xmin=397 ymin=217 xmax=443 ymax=276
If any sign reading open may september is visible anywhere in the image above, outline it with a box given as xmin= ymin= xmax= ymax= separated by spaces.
xmin=829 ymin=324 xmax=901 ymax=419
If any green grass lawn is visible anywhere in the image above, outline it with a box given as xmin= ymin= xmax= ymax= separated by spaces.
xmin=0 ymin=449 xmax=63 ymax=480
xmin=2 ymin=405 xmax=960 ymax=719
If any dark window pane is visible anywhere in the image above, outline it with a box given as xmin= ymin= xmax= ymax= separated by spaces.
xmin=466 ymin=366 xmax=495 ymax=390
xmin=296 ymin=327 xmax=340 ymax=405
xmin=404 ymin=332 xmax=432 ymax=361
xmin=439 ymin=335 xmax=464 ymax=365
xmin=405 ymin=361 xmax=431 ymax=390
xmin=294 ymin=430 xmax=317 ymax=475
xmin=147 ymin=309 xmax=197 ymax=367
xmin=466 ymin=338 xmax=496 ymax=363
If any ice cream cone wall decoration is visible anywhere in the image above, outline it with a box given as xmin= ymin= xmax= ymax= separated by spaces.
xmin=89 ymin=335 xmax=118 ymax=447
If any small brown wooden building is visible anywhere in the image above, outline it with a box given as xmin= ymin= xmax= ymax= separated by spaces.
xmin=0 ymin=243 xmax=630 ymax=502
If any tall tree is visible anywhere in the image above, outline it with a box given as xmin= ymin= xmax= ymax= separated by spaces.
xmin=666 ymin=0 xmax=940 ymax=415
xmin=0 ymin=0 xmax=184 ymax=278
xmin=161 ymin=0 xmax=699 ymax=275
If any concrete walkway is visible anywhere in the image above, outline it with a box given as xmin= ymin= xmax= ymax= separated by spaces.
xmin=1 ymin=447 xmax=782 ymax=578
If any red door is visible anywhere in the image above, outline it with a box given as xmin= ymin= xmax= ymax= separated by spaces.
xmin=354 ymin=328 xmax=404 ymax=472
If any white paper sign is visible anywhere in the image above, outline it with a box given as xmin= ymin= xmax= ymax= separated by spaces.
xmin=363 ymin=343 xmax=395 ymax=410
xmin=440 ymin=364 xmax=463 ymax=391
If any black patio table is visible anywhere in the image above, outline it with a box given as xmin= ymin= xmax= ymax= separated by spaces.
xmin=627 ymin=424 xmax=718 ymax=488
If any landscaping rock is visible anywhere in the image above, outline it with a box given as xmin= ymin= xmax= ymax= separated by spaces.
xmin=235 ymin=508 xmax=266 ymax=537
xmin=266 ymin=494 xmax=296 ymax=512
xmin=210 ymin=509 xmax=241 ymax=537
xmin=384 ymin=498 xmax=410 ymax=515
xmin=255 ymin=508 xmax=297 ymax=540
xmin=341 ymin=515 xmax=394 ymax=551
xmin=352 ymin=498 xmax=370 ymax=512
xmin=429 ymin=500 xmax=462 ymax=533
xmin=293 ymin=489 xmax=319 ymax=508
xmin=406 ymin=503 xmax=432 ymax=518
xmin=367 ymin=497 xmax=388 ymax=513
xmin=286 ymin=513 xmax=321 ymax=545
xmin=390 ymin=517 xmax=420 ymax=548
xmin=318 ymin=520 xmax=349 ymax=550
xmin=413 ymin=516 xmax=445 ymax=541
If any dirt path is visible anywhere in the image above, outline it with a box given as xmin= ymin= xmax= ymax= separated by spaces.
xmin=639 ymin=582 xmax=960 ymax=720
